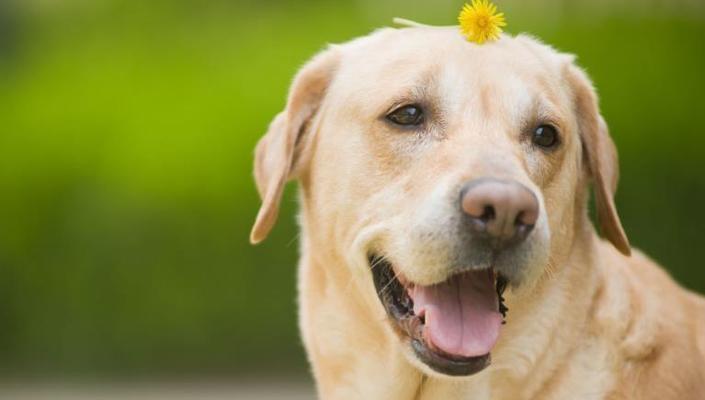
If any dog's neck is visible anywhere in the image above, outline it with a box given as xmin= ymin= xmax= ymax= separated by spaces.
xmin=483 ymin=224 xmax=610 ymax=399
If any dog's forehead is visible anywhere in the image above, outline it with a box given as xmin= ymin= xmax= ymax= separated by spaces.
xmin=344 ymin=29 xmax=559 ymax=74
xmin=333 ymin=27 xmax=570 ymax=111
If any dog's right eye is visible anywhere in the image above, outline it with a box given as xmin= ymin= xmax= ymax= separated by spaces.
xmin=386 ymin=105 xmax=424 ymax=126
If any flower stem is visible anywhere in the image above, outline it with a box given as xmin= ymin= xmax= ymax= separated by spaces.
xmin=392 ymin=18 xmax=432 ymax=28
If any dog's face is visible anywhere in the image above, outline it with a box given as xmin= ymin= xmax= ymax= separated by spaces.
xmin=251 ymin=27 xmax=629 ymax=378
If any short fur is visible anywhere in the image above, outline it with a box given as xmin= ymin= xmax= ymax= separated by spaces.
xmin=250 ymin=27 xmax=705 ymax=399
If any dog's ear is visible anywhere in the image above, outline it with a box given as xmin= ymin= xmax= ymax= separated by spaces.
xmin=566 ymin=64 xmax=631 ymax=256
xmin=250 ymin=48 xmax=340 ymax=244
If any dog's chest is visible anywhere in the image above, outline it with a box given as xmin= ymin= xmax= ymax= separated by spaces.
xmin=415 ymin=339 xmax=614 ymax=400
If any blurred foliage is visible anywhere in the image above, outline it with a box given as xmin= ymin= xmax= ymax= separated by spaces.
xmin=0 ymin=0 xmax=703 ymax=378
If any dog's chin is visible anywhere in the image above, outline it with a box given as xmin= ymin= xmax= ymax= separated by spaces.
xmin=369 ymin=255 xmax=509 ymax=377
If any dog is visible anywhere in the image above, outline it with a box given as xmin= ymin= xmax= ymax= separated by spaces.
xmin=250 ymin=26 xmax=705 ymax=399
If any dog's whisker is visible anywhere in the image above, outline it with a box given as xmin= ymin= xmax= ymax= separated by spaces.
xmin=286 ymin=232 xmax=301 ymax=248
xmin=379 ymin=268 xmax=403 ymax=297
xmin=369 ymin=255 xmax=388 ymax=271
xmin=546 ymin=260 xmax=558 ymax=280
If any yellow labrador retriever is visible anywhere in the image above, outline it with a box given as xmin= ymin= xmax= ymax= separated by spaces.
xmin=250 ymin=26 xmax=705 ymax=399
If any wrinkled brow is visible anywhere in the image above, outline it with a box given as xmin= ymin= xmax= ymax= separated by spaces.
xmin=379 ymin=70 xmax=442 ymax=116
xmin=519 ymin=95 xmax=566 ymax=134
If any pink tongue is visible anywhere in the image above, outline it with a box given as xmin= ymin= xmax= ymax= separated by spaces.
xmin=410 ymin=270 xmax=502 ymax=358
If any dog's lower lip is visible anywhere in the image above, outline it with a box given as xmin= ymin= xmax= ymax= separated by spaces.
xmin=369 ymin=254 xmax=508 ymax=376
xmin=412 ymin=339 xmax=491 ymax=376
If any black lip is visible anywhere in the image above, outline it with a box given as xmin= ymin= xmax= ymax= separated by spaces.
xmin=411 ymin=339 xmax=490 ymax=376
xmin=369 ymin=255 xmax=508 ymax=377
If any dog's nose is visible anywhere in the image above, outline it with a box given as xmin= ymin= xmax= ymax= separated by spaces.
xmin=460 ymin=179 xmax=539 ymax=245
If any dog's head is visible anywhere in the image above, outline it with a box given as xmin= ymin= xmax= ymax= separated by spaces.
xmin=250 ymin=27 xmax=629 ymax=377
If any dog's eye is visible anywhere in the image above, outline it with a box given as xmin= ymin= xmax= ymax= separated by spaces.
xmin=532 ymin=125 xmax=560 ymax=149
xmin=386 ymin=105 xmax=424 ymax=126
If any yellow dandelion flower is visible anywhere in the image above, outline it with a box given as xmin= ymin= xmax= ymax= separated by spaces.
xmin=458 ymin=0 xmax=507 ymax=44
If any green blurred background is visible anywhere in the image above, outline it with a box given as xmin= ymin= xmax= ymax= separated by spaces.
xmin=0 ymin=0 xmax=703 ymax=383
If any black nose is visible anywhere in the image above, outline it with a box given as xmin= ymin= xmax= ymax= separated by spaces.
xmin=460 ymin=178 xmax=539 ymax=245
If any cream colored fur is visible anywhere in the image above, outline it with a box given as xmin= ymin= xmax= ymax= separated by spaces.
xmin=251 ymin=27 xmax=705 ymax=399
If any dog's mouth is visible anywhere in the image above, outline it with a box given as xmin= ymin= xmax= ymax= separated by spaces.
xmin=370 ymin=255 xmax=508 ymax=376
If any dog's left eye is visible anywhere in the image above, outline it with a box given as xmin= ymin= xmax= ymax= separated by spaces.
xmin=386 ymin=105 xmax=424 ymax=126
xmin=532 ymin=124 xmax=560 ymax=149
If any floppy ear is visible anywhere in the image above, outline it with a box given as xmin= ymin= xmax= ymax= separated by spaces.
xmin=566 ymin=64 xmax=631 ymax=256
xmin=250 ymin=48 xmax=340 ymax=244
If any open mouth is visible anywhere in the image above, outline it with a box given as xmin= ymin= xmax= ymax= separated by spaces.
xmin=369 ymin=255 xmax=508 ymax=376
